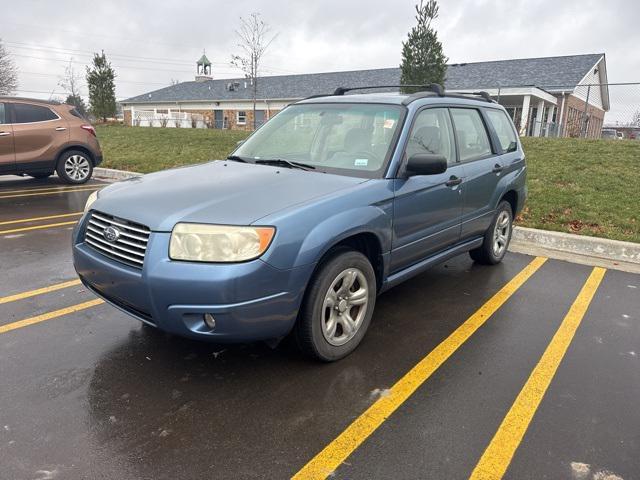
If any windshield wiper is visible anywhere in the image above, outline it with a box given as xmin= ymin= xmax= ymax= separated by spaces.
xmin=226 ymin=155 xmax=252 ymax=163
xmin=254 ymin=158 xmax=316 ymax=171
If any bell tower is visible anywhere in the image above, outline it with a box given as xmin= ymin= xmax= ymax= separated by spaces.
xmin=196 ymin=51 xmax=212 ymax=82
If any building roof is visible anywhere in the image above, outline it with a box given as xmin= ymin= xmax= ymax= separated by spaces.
xmin=121 ymin=53 xmax=605 ymax=104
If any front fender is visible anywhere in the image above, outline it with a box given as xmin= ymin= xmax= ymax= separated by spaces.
xmin=260 ymin=204 xmax=392 ymax=271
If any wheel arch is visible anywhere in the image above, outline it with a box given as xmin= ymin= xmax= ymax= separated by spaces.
xmin=56 ymin=145 xmax=96 ymax=167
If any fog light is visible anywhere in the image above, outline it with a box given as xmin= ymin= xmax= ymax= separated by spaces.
xmin=203 ymin=313 xmax=216 ymax=330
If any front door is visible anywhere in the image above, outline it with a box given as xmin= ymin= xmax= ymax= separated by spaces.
xmin=391 ymin=107 xmax=464 ymax=273
xmin=255 ymin=110 xmax=265 ymax=128
xmin=0 ymin=103 xmax=15 ymax=174
xmin=214 ymin=110 xmax=223 ymax=129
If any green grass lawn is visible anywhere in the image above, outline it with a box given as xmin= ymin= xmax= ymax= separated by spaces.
xmin=97 ymin=125 xmax=640 ymax=243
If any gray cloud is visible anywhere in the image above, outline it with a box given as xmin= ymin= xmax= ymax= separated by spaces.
xmin=3 ymin=0 xmax=638 ymax=100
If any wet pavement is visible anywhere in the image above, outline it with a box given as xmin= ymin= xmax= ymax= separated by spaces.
xmin=0 ymin=175 xmax=638 ymax=480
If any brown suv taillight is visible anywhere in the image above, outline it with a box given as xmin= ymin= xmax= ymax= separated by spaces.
xmin=81 ymin=124 xmax=97 ymax=137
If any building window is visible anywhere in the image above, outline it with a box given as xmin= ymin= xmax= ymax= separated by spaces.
xmin=237 ymin=111 xmax=247 ymax=125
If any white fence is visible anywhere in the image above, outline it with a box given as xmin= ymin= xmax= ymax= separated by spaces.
xmin=132 ymin=110 xmax=206 ymax=129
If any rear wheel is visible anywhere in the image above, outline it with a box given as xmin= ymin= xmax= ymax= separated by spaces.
xmin=56 ymin=150 xmax=93 ymax=184
xmin=295 ymin=248 xmax=377 ymax=361
xmin=28 ymin=172 xmax=53 ymax=179
xmin=469 ymin=200 xmax=513 ymax=265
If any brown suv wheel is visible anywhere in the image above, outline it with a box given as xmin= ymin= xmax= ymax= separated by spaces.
xmin=57 ymin=150 xmax=94 ymax=184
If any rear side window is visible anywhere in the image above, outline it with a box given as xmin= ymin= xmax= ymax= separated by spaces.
xmin=0 ymin=103 xmax=5 ymax=124
xmin=14 ymin=103 xmax=58 ymax=123
xmin=406 ymin=108 xmax=456 ymax=165
xmin=486 ymin=109 xmax=518 ymax=153
xmin=450 ymin=108 xmax=492 ymax=162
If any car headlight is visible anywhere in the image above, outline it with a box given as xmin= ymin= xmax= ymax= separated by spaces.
xmin=84 ymin=190 xmax=98 ymax=213
xmin=169 ymin=223 xmax=275 ymax=262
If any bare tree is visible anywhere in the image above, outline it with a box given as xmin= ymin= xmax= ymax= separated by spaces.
xmin=0 ymin=38 xmax=18 ymax=95
xmin=633 ymin=109 xmax=640 ymax=128
xmin=59 ymin=58 xmax=88 ymax=116
xmin=231 ymin=13 xmax=277 ymax=129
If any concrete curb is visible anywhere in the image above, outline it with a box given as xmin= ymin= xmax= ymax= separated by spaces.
xmin=510 ymin=226 xmax=640 ymax=273
xmin=93 ymin=167 xmax=143 ymax=181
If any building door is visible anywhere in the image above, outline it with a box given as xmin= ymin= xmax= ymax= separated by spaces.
xmin=214 ymin=110 xmax=223 ymax=129
xmin=255 ymin=110 xmax=265 ymax=128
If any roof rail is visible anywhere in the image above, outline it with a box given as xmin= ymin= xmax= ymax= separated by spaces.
xmin=332 ymin=84 xmax=445 ymax=97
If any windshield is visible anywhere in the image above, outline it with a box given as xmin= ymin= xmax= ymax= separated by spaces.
xmin=233 ymin=103 xmax=404 ymax=178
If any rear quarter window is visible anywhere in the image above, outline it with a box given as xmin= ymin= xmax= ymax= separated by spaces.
xmin=0 ymin=103 xmax=5 ymax=124
xmin=14 ymin=103 xmax=59 ymax=123
xmin=486 ymin=109 xmax=518 ymax=153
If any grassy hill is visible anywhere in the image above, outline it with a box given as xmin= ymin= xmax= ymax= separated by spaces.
xmin=97 ymin=125 xmax=640 ymax=243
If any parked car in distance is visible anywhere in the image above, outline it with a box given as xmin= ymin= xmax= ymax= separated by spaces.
xmin=73 ymin=86 xmax=526 ymax=361
xmin=0 ymin=97 xmax=102 ymax=183
xmin=601 ymin=128 xmax=618 ymax=140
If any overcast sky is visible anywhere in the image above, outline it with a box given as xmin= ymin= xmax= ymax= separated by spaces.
xmin=3 ymin=0 xmax=639 ymax=101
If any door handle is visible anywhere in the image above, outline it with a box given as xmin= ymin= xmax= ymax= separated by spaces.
xmin=492 ymin=164 xmax=504 ymax=173
xmin=445 ymin=175 xmax=463 ymax=187
xmin=55 ymin=127 xmax=67 ymax=131
xmin=0 ymin=131 xmax=11 ymax=137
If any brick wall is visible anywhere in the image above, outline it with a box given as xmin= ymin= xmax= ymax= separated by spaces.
xmin=123 ymin=110 xmax=132 ymax=126
xmin=554 ymin=94 xmax=605 ymax=139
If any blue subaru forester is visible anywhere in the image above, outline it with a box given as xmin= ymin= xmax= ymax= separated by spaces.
xmin=73 ymin=86 xmax=526 ymax=361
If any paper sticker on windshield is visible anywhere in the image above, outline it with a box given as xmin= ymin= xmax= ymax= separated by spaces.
xmin=354 ymin=159 xmax=368 ymax=167
xmin=384 ymin=119 xmax=396 ymax=129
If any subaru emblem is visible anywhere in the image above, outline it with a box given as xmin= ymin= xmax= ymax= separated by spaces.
xmin=103 ymin=226 xmax=121 ymax=243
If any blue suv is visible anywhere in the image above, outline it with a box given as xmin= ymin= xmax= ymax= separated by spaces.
xmin=73 ymin=85 xmax=526 ymax=361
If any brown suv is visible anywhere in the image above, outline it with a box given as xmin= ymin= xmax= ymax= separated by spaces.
xmin=0 ymin=97 xmax=102 ymax=184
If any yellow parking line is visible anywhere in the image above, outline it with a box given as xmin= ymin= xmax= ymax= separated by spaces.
xmin=0 ymin=220 xmax=78 ymax=235
xmin=0 ymin=186 xmax=99 ymax=199
xmin=0 ymin=298 xmax=104 ymax=335
xmin=0 ymin=279 xmax=82 ymax=305
xmin=469 ymin=266 xmax=606 ymax=480
xmin=292 ymin=256 xmax=548 ymax=480
xmin=0 ymin=212 xmax=82 ymax=226
xmin=0 ymin=184 xmax=101 ymax=195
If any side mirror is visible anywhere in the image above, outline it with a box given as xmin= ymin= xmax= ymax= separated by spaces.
xmin=406 ymin=153 xmax=448 ymax=176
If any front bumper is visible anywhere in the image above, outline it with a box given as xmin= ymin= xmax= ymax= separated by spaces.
xmin=73 ymin=221 xmax=313 ymax=342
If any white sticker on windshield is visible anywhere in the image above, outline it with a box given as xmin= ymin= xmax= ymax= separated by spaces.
xmin=384 ymin=119 xmax=396 ymax=129
xmin=354 ymin=159 xmax=368 ymax=167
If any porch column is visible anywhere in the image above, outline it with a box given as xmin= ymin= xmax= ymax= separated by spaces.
xmin=131 ymin=106 xmax=135 ymax=126
xmin=533 ymin=99 xmax=545 ymax=137
xmin=545 ymin=104 xmax=556 ymax=137
xmin=518 ymin=95 xmax=531 ymax=136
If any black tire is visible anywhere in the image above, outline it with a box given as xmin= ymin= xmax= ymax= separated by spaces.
xmin=28 ymin=172 xmax=53 ymax=179
xmin=56 ymin=150 xmax=93 ymax=184
xmin=295 ymin=248 xmax=377 ymax=361
xmin=469 ymin=200 xmax=513 ymax=265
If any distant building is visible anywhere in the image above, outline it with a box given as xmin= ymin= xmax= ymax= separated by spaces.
xmin=121 ymin=53 xmax=609 ymax=138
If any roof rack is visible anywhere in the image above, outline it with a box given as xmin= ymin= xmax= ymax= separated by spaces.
xmin=332 ymin=84 xmax=445 ymax=97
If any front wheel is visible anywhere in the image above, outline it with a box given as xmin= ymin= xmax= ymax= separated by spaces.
xmin=56 ymin=150 xmax=93 ymax=184
xmin=469 ymin=201 xmax=513 ymax=265
xmin=295 ymin=249 xmax=377 ymax=361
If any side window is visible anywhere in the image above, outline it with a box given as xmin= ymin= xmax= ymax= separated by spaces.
xmin=486 ymin=109 xmax=518 ymax=153
xmin=0 ymin=103 xmax=5 ymax=124
xmin=14 ymin=103 xmax=58 ymax=123
xmin=405 ymin=108 xmax=456 ymax=165
xmin=450 ymin=108 xmax=492 ymax=162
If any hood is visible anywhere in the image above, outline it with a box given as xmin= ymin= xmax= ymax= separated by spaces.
xmin=92 ymin=161 xmax=367 ymax=231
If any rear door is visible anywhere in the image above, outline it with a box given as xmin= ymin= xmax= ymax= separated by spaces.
xmin=450 ymin=107 xmax=502 ymax=240
xmin=0 ymin=102 xmax=15 ymax=173
xmin=11 ymin=102 xmax=69 ymax=170
xmin=391 ymin=107 xmax=464 ymax=272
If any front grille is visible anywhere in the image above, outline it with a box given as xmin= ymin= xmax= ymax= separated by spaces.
xmin=84 ymin=211 xmax=150 ymax=268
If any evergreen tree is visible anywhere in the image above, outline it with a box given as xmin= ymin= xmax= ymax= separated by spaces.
xmin=86 ymin=51 xmax=116 ymax=122
xmin=400 ymin=0 xmax=448 ymax=93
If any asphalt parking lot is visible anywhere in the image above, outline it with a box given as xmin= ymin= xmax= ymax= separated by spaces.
xmin=0 ymin=175 xmax=638 ymax=480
